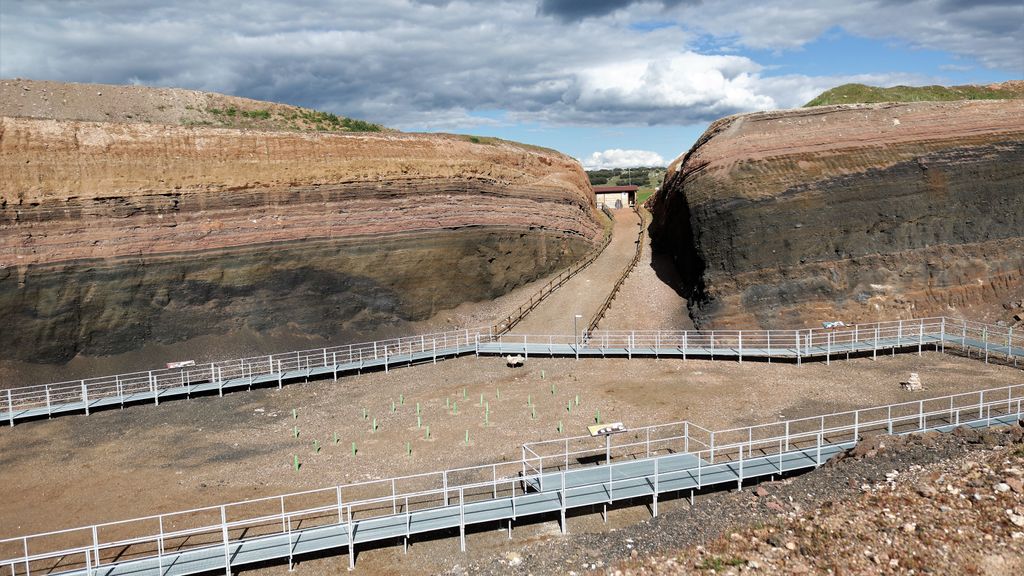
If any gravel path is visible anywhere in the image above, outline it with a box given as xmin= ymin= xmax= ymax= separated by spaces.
xmin=600 ymin=208 xmax=693 ymax=331
xmin=512 ymin=208 xmax=641 ymax=335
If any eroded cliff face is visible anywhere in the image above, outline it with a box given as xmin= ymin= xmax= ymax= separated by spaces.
xmin=649 ymin=99 xmax=1024 ymax=328
xmin=0 ymin=117 xmax=600 ymax=364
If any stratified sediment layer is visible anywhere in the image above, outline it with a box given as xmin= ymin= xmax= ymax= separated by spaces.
xmin=1 ymin=113 xmax=600 ymax=363
xmin=650 ymin=99 xmax=1024 ymax=328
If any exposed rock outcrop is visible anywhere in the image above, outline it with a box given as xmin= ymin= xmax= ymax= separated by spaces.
xmin=650 ymin=99 xmax=1024 ymax=328
xmin=0 ymin=85 xmax=600 ymax=364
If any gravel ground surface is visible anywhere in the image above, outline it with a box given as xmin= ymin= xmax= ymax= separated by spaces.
xmin=600 ymin=208 xmax=692 ymax=331
xmin=450 ymin=422 xmax=1024 ymax=576
xmin=1 ymin=351 xmax=1019 ymax=575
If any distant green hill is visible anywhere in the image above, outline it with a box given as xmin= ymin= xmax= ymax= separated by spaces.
xmin=805 ymin=81 xmax=1024 ymax=107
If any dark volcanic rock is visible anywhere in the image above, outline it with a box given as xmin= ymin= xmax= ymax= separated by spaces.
xmin=649 ymin=99 xmax=1024 ymax=328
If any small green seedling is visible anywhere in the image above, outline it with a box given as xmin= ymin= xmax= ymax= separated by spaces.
xmin=417 ymin=415 xmax=422 ymax=428
xmin=575 ymin=394 xmax=579 ymax=406
xmin=313 ymin=440 xmax=320 ymax=453
xmin=446 ymin=397 xmax=450 ymax=408
xmin=351 ymin=442 xmax=357 ymax=456
xmin=400 ymin=394 xmax=404 ymax=405
xmin=531 ymin=406 xmax=536 ymax=420
xmin=391 ymin=400 xmax=396 ymax=413
xmin=527 ymin=394 xmax=532 ymax=407
xmin=464 ymin=429 xmax=470 ymax=445
xmin=372 ymin=417 xmax=378 ymax=432
xmin=363 ymin=408 xmax=368 ymax=420
xmin=566 ymin=400 xmax=572 ymax=413
xmin=416 ymin=402 xmax=421 ymax=415
xmin=595 ymin=409 xmax=601 ymax=424
xmin=406 ymin=441 xmax=411 ymax=456
xmin=453 ymin=401 xmax=458 ymax=415
xmin=463 ymin=387 xmax=467 ymax=400
xmin=293 ymin=426 xmax=299 ymax=438
xmin=292 ymin=409 xmax=297 ymax=420
xmin=333 ymin=432 xmax=339 ymax=444
xmin=551 ymin=384 xmax=556 ymax=395
xmin=425 ymin=425 xmax=431 ymax=439
xmin=541 ymin=370 xmax=545 ymax=379
xmin=479 ymin=393 xmax=484 ymax=407
xmin=557 ymin=420 xmax=563 ymax=433
xmin=496 ymin=388 xmax=501 ymax=400
xmin=293 ymin=455 xmax=300 ymax=471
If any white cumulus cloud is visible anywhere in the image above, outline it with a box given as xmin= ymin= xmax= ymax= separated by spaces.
xmin=582 ymin=149 xmax=666 ymax=170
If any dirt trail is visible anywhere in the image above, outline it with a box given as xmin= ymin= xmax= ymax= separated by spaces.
xmin=511 ymin=208 xmax=641 ymax=335
xmin=600 ymin=208 xmax=693 ymax=331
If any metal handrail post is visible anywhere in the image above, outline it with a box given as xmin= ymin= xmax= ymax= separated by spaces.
xmin=559 ymin=470 xmax=567 ymax=534
xmin=7 ymin=389 xmax=13 ymax=426
xmin=220 ymin=505 xmax=230 ymax=576
xmin=652 ymin=457 xmax=659 ymax=517
xmin=459 ymin=487 xmax=466 ymax=552
xmin=81 ymin=381 xmax=89 ymax=416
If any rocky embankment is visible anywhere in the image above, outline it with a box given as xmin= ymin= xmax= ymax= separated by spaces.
xmin=649 ymin=98 xmax=1024 ymax=328
xmin=0 ymin=80 xmax=601 ymax=366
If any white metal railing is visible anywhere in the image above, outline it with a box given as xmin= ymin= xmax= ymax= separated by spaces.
xmin=3 ymin=317 xmax=1020 ymax=425
xmin=3 ymin=380 xmax=1022 ymax=575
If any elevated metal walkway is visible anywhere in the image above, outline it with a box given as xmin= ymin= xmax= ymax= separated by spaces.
xmin=3 ymin=383 xmax=1022 ymax=574
xmin=3 ymin=318 xmax=1021 ymax=426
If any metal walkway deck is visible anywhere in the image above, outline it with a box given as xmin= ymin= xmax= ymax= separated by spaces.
xmin=4 ymin=317 xmax=1021 ymax=426
xmin=4 ymin=382 xmax=1022 ymax=575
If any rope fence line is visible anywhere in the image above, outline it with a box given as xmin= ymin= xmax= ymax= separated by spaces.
xmin=491 ymin=208 xmax=613 ymax=337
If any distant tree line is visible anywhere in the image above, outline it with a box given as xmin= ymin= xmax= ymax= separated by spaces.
xmin=587 ymin=167 xmax=665 ymax=186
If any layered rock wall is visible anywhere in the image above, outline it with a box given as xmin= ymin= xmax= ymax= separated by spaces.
xmin=649 ymin=100 xmax=1024 ymax=328
xmin=0 ymin=118 xmax=600 ymax=363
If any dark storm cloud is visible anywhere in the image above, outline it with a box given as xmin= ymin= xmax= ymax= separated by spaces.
xmin=537 ymin=0 xmax=694 ymax=21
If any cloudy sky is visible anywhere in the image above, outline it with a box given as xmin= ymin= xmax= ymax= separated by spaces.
xmin=2 ymin=1 xmax=1021 ymax=168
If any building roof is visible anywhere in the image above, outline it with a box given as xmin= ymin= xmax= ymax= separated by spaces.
xmin=592 ymin=185 xmax=639 ymax=193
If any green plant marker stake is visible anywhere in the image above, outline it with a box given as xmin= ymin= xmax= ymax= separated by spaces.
xmin=557 ymin=420 xmax=563 ymax=433
xmin=527 ymin=394 xmax=532 ymax=407
xmin=293 ymin=426 xmax=299 ymax=438
xmin=400 ymin=394 xmax=404 ymax=405
xmin=391 ymin=400 xmax=396 ymax=413
xmin=406 ymin=441 xmax=411 ymax=456
xmin=416 ymin=402 xmax=421 ymax=415
xmin=425 ymin=425 xmax=430 ymax=439
xmin=363 ymin=408 xmax=368 ymax=420
xmin=465 ymin=429 xmax=470 ymax=445
xmin=551 ymin=384 xmax=556 ymax=395
xmin=293 ymin=454 xmax=299 ymax=471
xmin=372 ymin=417 xmax=378 ymax=432
xmin=351 ymin=442 xmax=357 ymax=456
xmin=333 ymin=432 xmax=339 ymax=444
xmin=417 ymin=415 xmax=422 ymax=428
xmin=566 ymin=401 xmax=571 ymax=413
xmin=531 ymin=406 xmax=536 ymax=420
xmin=541 ymin=370 xmax=545 ymax=380
xmin=595 ymin=409 xmax=601 ymax=424
xmin=575 ymin=394 xmax=579 ymax=407
xmin=292 ymin=409 xmax=297 ymax=420
xmin=313 ymin=440 xmax=320 ymax=453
